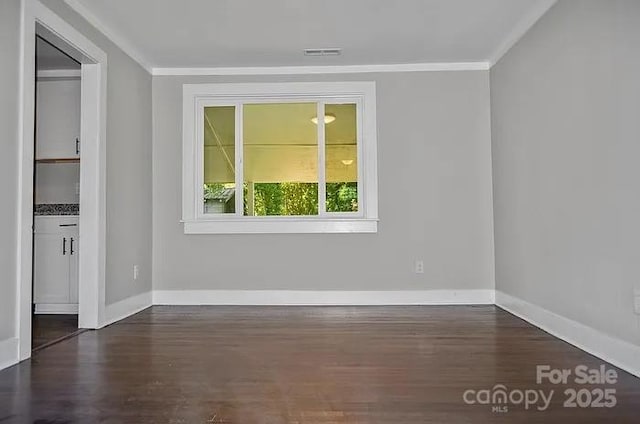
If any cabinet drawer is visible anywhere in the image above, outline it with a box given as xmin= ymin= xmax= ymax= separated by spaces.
xmin=34 ymin=216 xmax=79 ymax=234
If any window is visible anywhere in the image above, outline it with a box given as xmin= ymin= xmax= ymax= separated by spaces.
xmin=182 ymin=82 xmax=378 ymax=233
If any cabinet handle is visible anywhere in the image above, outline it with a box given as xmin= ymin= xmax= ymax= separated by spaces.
xmin=62 ymin=237 xmax=67 ymax=255
xmin=70 ymin=238 xmax=74 ymax=255
xmin=59 ymin=224 xmax=77 ymax=227
xmin=75 ymin=138 xmax=80 ymax=155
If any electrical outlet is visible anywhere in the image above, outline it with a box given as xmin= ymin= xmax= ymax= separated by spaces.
xmin=634 ymin=289 xmax=640 ymax=315
xmin=415 ymin=260 xmax=424 ymax=274
xmin=133 ymin=265 xmax=139 ymax=281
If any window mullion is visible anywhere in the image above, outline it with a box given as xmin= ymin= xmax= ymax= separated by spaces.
xmin=356 ymin=98 xmax=365 ymax=217
xmin=317 ymin=102 xmax=326 ymax=216
xmin=235 ymin=102 xmax=244 ymax=216
xmin=196 ymin=104 xmax=205 ymax=217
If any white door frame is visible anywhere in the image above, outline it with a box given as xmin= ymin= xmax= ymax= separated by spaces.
xmin=17 ymin=0 xmax=107 ymax=360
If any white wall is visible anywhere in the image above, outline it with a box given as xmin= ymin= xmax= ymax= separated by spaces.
xmin=491 ymin=0 xmax=640 ymax=346
xmin=153 ymin=72 xmax=495 ymax=292
xmin=0 ymin=0 xmax=20 ymax=342
xmin=35 ymin=164 xmax=80 ymax=204
xmin=40 ymin=0 xmax=154 ymax=305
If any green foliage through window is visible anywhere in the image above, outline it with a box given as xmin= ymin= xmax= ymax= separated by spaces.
xmin=206 ymin=181 xmax=358 ymax=216
xmin=326 ymin=182 xmax=358 ymax=212
xmin=247 ymin=183 xmax=318 ymax=216
xmin=245 ymin=182 xmax=358 ymax=215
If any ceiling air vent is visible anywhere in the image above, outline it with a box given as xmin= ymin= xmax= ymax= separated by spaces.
xmin=304 ymin=48 xmax=342 ymax=56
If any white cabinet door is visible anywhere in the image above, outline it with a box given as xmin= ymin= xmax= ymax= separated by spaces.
xmin=33 ymin=216 xmax=79 ymax=309
xmin=33 ymin=233 xmax=71 ymax=304
xmin=68 ymin=235 xmax=79 ymax=303
xmin=36 ymin=79 xmax=81 ymax=160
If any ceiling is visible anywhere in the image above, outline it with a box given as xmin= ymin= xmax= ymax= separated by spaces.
xmin=66 ymin=0 xmax=556 ymax=70
xmin=36 ymin=38 xmax=80 ymax=70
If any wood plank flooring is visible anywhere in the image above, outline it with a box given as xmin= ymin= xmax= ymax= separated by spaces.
xmin=31 ymin=314 xmax=81 ymax=351
xmin=1 ymin=306 xmax=639 ymax=423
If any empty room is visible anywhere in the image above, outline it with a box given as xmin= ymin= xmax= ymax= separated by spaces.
xmin=1 ymin=0 xmax=639 ymax=422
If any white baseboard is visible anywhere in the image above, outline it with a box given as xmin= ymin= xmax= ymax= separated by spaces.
xmin=495 ymin=291 xmax=640 ymax=378
xmin=35 ymin=303 xmax=78 ymax=314
xmin=0 ymin=338 xmax=19 ymax=372
xmin=153 ymin=289 xmax=495 ymax=306
xmin=103 ymin=291 xmax=152 ymax=327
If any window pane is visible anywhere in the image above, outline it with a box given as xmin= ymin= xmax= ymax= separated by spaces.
xmin=243 ymin=103 xmax=318 ymax=216
xmin=203 ymin=106 xmax=235 ymax=214
xmin=325 ymin=103 xmax=358 ymax=212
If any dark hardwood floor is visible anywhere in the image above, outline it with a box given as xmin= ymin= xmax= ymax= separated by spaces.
xmin=31 ymin=314 xmax=81 ymax=351
xmin=1 ymin=306 xmax=639 ymax=423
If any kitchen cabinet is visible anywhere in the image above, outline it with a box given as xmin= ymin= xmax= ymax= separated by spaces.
xmin=35 ymin=79 xmax=81 ymax=160
xmin=33 ymin=216 xmax=79 ymax=314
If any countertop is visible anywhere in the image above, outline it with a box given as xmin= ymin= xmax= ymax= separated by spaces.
xmin=34 ymin=204 xmax=79 ymax=216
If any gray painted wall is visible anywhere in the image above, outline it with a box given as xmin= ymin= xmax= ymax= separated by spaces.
xmin=491 ymin=0 xmax=640 ymax=346
xmin=0 ymin=0 xmax=20 ymax=342
xmin=153 ymin=72 xmax=495 ymax=292
xmin=35 ymin=164 xmax=80 ymax=205
xmin=40 ymin=1 xmax=154 ymax=305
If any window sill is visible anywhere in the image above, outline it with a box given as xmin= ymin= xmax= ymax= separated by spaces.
xmin=182 ymin=218 xmax=378 ymax=234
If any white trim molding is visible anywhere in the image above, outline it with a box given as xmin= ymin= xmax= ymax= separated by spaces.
xmin=19 ymin=0 xmax=108 ymax=360
xmin=496 ymin=291 xmax=640 ymax=378
xmin=182 ymin=81 xmax=378 ymax=234
xmin=153 ymin=289 xmax=495 ymax=306
xmin=488 ymin=0 xmax=557 ymax=66
xmin=63 ymin=0 xmax=152 ymax=73
xmin=103 ymin=291 xmax=153 ymax=327
xmin=0 ymin=338 xmax=19 ymax=371
xmin=154 ymin=62 xmax=490 ymax=76
xmin=183 ymin=218 xmax=378 ymax=235
xmin=35 ymin=303 xmax=79 ymax=314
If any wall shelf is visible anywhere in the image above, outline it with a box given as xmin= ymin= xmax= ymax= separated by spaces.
xmin=35 ymin=158 xmax=80 ymax=164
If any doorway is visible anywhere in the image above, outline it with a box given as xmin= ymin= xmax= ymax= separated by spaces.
xmin=18 ymin=0 xmax=108 ymax=361
xmin=31 ymin=36 xmax=83 ymax=351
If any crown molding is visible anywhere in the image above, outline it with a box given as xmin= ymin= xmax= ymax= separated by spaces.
xmin=64 ymin=0 xmax=153 ymax=74
xmin=152 ymin=61 xmax=490 ymax=76
xmin=488 ymin=0 xmax=558 ymax=67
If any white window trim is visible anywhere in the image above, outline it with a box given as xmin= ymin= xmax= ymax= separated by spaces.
xmin=182 ymin=82 xmax=378 ymax=234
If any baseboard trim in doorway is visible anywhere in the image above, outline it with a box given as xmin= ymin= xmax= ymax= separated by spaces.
xmin=34 ymin=303 xmax=79 ymax=314
xmin=495 ymin=291 xmax=640 ymax=378
xmin=152 ymin=289 xmax=495 ymax=306
xmin=103 ymin=291 xmax=153 ymax=327
xmin=0 ymin=338 xmax=19 ymax=371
